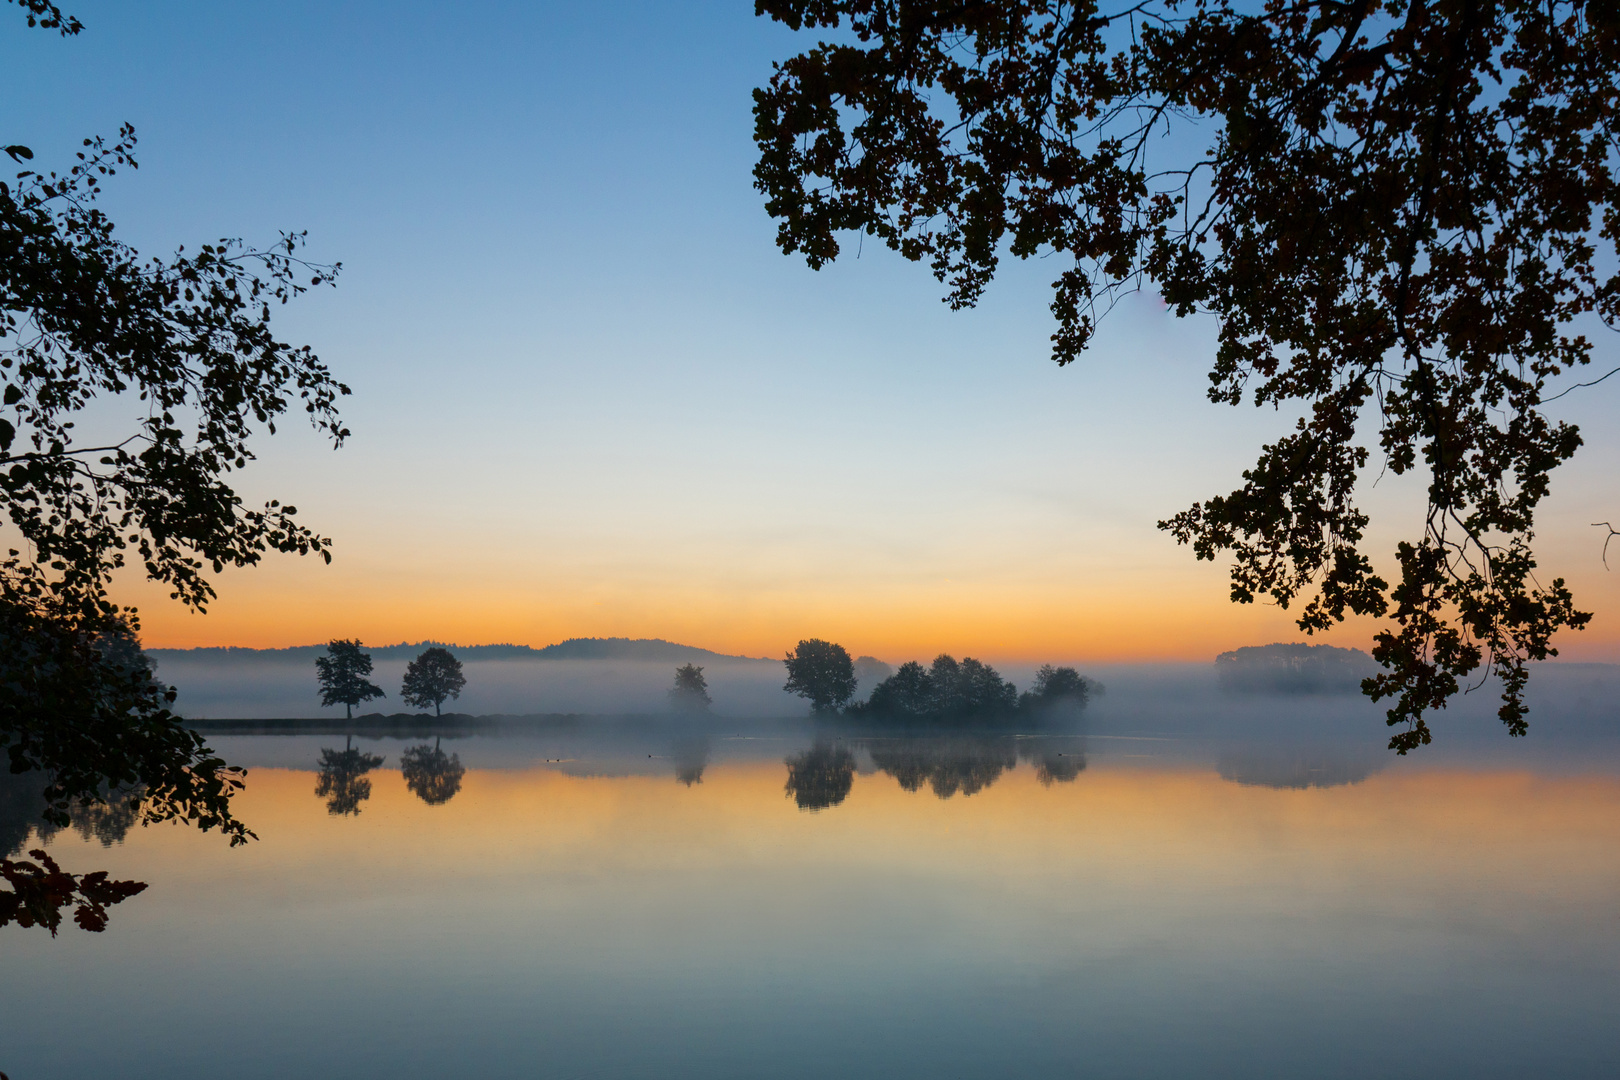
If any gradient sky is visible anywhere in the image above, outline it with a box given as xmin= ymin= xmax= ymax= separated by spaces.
xmin=5 ymin=1 xmax=1618 ymax=662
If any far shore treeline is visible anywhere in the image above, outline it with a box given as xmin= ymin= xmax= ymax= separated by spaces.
xmin=303 ymin=637 xmax=1101 ymax=723
xmin=781 ymin=639 xmax=1099 ymax=723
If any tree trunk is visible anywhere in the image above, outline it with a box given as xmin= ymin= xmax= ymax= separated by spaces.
xmin=346 ymin=702 xmax=352 ymax=720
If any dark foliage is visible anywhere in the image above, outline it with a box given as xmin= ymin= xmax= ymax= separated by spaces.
xmin=860 ymin=654 xmax=1019 ymax=721
xmin=668 ymin=663 xmax=712 ymax=712
xmin=0 ymin=846 xmax=145 ymax=935
xmin=316 ymin=640 xmax=385 ymax=720
xmin=783 ymin=638 xmax=859 ymax=713
xmin=753 ymin=0 xmax=1615 ymax=748
xmin=2 ymin=2 xmax=343 ymax=843
xmin=783 ymin=740 xmax=857 ymax=809
xmin=399 ymin=737 xmax=465 ymax=806
xmin=1 ymin=607 xmax=250 ymax=844
xmin=1018 ymin=664 xmax=1098 ymax=715
xmin=400 ymin=647 xmax=466 ymax=717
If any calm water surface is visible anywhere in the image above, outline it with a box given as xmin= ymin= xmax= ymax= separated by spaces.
xmin=3 ymin=721 xmax=1619 ymax=1079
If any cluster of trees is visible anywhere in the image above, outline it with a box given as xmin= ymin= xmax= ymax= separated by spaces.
xmin=780 ymin=639 xmax=1097 ymax=722
xmin=315 ymin=641 xmax=467 ymax=718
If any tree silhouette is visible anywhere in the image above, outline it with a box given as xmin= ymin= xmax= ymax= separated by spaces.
xmin=782 ymin=639 xmax=857 ymax=714
xmin=668 ymin=663 xmax=712 ymax=713
xmin=753 ymin=1 xmax=1614 ymax=748
xmin=862 ymin=655 xmax=1018 ymax=722
xmin=400 ymin=647 xmax=466 ymax=717
xmin=316 ymin=639 xmax=385 ymax=720
xmin=399 ymin=737 xmax=465 ymax=806
xmin=2 ymin=3 xmax=342 ymax=844
xmin=1019 ymin=665 xmax=1097 ymax=718
xmin=783 ymin=741 xmax=856 ymax=811
xmin=314 ymin=736 xmax=385 ymax=816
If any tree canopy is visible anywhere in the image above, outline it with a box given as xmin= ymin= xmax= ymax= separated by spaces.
xmin=2 ymin=0 xmax=344 ymax=844
xmin=316 ymin=640 xmax=385 ymax=720
xmin=669 ymin=663 xmax=713 ymax=712
xmin=400 ymin=648 xmax=466 ymax=717
xmin=861 ymin=654 xmax=1021 ymax=721
xmin=752 ymin=0 xmax=1618 ymax=749
xmin=783 ymin=638 xmax=859 ymax=713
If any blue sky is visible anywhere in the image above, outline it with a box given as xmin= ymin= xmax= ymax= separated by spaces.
xmin=5 ymin=1 xmax=1618 ymax=661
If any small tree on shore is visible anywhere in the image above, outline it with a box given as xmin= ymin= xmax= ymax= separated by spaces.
xmin=782 ymin=639 xmax=857 ymax=715
xmin=401 ymin=647 xmax=466 ymax=717
xmin=669 ymin=664 xmax=712 ymax=713
xmin=315 ymin=639 xmax=385 ymax=720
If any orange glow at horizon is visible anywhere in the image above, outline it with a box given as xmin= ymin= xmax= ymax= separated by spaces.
xmin=121 ymin=559 xmax=1620 ymax=665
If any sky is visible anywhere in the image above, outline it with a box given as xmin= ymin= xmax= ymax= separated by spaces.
xmin=4 ymin=1 xmax=1618 ymax=663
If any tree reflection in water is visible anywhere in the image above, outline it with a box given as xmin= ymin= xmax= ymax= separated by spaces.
xmin=399 ymin=737 xmax=466 ymax=806
xmin=2 ymin=771 xmax=145 ymax=857
xmin=671 ymin=736 xmax=711 ymax=787
xmin=1 ymin=772 xmax=148 ymax=935
xmin=1017 ymin=737 xmax=1088 ymax=787
xmin=315 ymin=736 xmax=386 ymax=816
xmin=865 ymin=737 xmax=1016 ymax=798
xmin=1216 ymin=746 xmax=1384 ymax=790
xmin=783 ymin=741 xmax=856 ymax=811
xmin=859 ymin=736 xmax=1089 ymax=799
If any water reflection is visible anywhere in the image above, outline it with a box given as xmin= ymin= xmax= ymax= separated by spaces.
xmin=314 ymin=736 xmax=387 ymax=816
xmin=671 ymin=735 xmax=711 ymax=786
xmin=1018 ymin=736 xmax=1088 ymax=786
xmin=1 ymin=771 xmax=144 ymax=856
xmin=399 ymin=737 xmax=466 ymax=806
xmin=783 ymin=741 xmax=856 ymax=811
xmin=865 ymin=737 xmax=1017 ymax=798
xmin=1216 ymin=746 xmax=1385 ymax=790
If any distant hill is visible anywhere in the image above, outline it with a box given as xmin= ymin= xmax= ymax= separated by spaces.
xmin=147 ymin=637 xmax=774 ymax=664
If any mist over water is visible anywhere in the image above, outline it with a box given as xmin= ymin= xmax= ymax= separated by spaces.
xmin=6 ymin=658 xmax=1618 ymax=1080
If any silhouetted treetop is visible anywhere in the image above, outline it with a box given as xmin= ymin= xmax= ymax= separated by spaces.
xmin=668 ymin=664 xmax=712 ymax=713
xmin=316 ymin=640 xmax=385 ymax=721
xmin=783 ymin=639 xmax=858 ymax=714
xmin=401 ymin=648 xmax=466 ymax=718
xmin=753 ymin=0 xmax=1615 ymax=749
xmin=860 ymin=654 xmax=1018 ymax=722
xmin=1019 ymin=665 xmax=1099 ymax=716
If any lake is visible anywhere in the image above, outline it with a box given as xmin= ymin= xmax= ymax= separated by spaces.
xmin=4 ymin=681 xmax=1619 ymax=1079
